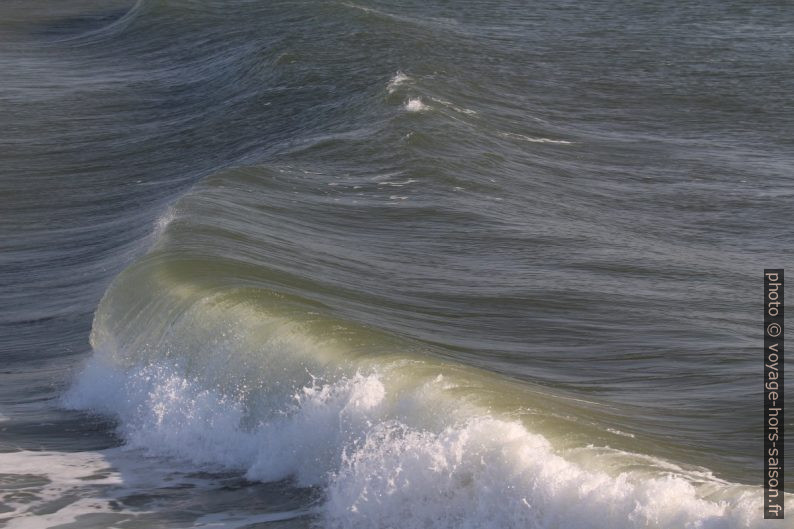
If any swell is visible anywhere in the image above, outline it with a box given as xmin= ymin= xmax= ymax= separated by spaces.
xmin=63 ymin=167 xmax=784 ymax=528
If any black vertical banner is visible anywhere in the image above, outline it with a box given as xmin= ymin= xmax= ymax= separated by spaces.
xmin=764 ymin=269 xmax=784 ymax=519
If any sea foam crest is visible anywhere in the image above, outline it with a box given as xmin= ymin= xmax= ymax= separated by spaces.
xmin=64 ymin=356 xmax=771 ymax=529
xmin=405 ymin=98 xmax=429 ymax=112
xmin=387 ymin=71 xmax=411 ymax=93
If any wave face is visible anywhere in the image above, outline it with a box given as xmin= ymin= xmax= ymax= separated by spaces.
xmin=2 ymin=0 xmax=793 ymax=527
xmin=61 ymin=162 xmax=785 ymax=528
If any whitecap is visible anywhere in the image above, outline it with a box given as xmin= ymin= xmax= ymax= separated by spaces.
xmin=405 ymin=98 xmax=429 ymax=112
xmin=387 ymin=71 xmax=412 ymax=94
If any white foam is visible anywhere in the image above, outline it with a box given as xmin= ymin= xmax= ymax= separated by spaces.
xmin=387 ymin=71 xmax=411 ymax=94
xmin=151 ymin=206 xmax=177 ymax=244
xmin=61 ymin=357 xmax=779 ymax=529
xmin=500 ymin=131 xmax=572 ymax=144
xmin=405 ymin=98 xmax=429 ymax=112
xmin=0 ymin=450 xmax=121 ymax=528
xmin=607 ymin=427 xmax=637 ymax=438
xmin=0 ymin=448 xmax=175 ymax=529
xmin=430 ymin=96 xmax=477 ymax=115
xmin=325 ymin=418 xmax=762 ymax=529
xmin=0 ymin=447 xmax=313 ymax=529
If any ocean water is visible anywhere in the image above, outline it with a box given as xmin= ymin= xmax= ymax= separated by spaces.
xmin=0 ymin=1 xmax=792 ymax=528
